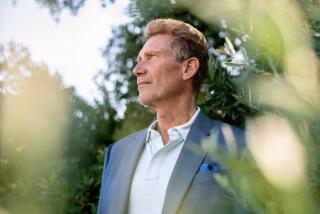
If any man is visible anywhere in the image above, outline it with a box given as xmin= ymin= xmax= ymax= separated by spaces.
xmin=97 ymin=18 xmax=245 ymax=214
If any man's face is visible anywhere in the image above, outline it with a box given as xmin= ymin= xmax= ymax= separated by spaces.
xmin=133 ymin=34 xmax=185 ymax=107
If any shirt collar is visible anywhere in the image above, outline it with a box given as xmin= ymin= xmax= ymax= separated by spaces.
xmin=146 ymin=107 xmax=200 ymax=143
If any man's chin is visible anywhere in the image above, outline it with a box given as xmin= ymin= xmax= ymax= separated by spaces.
xmin=138 ymin=99 xmax=150 ymax=107
xmin=138 ymin=96 xmax=153 ymax=107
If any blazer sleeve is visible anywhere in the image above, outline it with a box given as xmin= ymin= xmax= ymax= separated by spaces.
xmin=97 ymin=143 xmax=113 ymax=213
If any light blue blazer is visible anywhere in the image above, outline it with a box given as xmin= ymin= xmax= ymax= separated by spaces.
xmin=97 ymin=111 xmax=247 ymax=214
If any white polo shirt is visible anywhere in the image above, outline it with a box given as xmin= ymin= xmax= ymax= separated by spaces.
xmin=128 ymin=108 xmax=200 ymax=214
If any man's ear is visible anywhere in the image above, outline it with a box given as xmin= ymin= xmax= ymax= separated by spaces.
xmin=182 ymin=57 xmax=199 ymax=80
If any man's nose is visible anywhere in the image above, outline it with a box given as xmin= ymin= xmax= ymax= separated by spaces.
xmin=133 ymin=62 xmax=146 ymax=76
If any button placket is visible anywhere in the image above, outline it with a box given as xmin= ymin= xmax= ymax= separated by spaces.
xmin=145 ymin=127 xmax=184 ymax=180
xmin=146 ymin=151 xmax=166 ymax=180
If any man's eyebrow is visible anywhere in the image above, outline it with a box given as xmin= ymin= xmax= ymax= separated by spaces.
xmin=136 ymin=50 xmax=162 ymax=62
xmin=146 ymin=50 xmax=161 ymax=55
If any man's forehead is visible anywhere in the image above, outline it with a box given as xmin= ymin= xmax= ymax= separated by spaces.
xmin=140 ymin=34 xmax=173 ymax=53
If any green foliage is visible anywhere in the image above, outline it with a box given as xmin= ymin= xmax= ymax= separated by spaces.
xmin=0 ymin=42 xmax=118 ymax=213
xmin=0 ymin=42 xmax=72 ymax=213
xmin=185 ymin=0 xmax=320 ymax=213
xmin=5 ymin=0 xmax=319 ymax=213
xmin=199 ymin=56 xmax=257 ymax=128
xmin=61 ymin=95 xmax=117 ymax=213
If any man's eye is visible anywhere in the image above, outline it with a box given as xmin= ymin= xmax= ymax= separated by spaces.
xmin=146 ymin=55 xmax=155 ymax=60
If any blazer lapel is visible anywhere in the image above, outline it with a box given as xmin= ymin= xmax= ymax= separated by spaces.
xmin=162 ymin=112 xmax=217 ymax=214
xmin=112 ymin=129 xmax=147 ymax=214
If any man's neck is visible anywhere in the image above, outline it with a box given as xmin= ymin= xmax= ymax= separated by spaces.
xmin=155 ymin=97 xmax=197 ymax=145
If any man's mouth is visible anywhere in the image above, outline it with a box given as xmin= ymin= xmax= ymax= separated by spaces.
xmin=137 ymin=81 xmax=151 ymax=87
